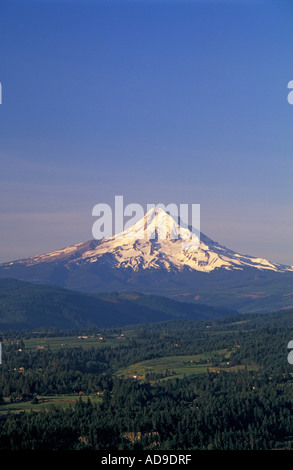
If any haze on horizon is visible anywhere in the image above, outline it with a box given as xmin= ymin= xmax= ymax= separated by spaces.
xmin=0 ymin=0 xmax=293 ymax=266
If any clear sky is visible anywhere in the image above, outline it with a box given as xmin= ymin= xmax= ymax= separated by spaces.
xmin=1 ymin=0 xmax=293 ymax=265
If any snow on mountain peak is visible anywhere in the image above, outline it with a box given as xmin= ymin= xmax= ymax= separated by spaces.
xmin=2 ymin=208 xmax=293 ymax=275
xmin=114 ymin=207 xmax=200 ymax=249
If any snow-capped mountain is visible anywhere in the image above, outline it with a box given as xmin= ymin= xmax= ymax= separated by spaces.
xmin=2 ymin=207 xmax=292 ymax=274
xmin=1 ymin=208 xmax=293 ymax=313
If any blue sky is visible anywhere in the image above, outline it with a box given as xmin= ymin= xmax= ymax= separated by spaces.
xmin=1 ymin=0 xmax=293 ymax=264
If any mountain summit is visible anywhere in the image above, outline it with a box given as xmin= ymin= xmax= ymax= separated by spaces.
xmin=2 ymin=207 xmax=291 ymax=274
xmin=1 ymin=208 xmax=293 ymax=313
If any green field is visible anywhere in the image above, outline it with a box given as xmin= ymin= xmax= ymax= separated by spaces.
xmin=0 ymin=393 xmax=103 ymax=415
xmin=116 ymin=349 xmax=256 ymax=381
xmin=23 ymin=333 xmax=130 ymax=352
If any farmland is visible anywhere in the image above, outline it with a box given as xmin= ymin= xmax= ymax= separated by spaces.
xmin=0 ymin=393 xmax=102 ymax=414
xmin=116 ymin=349 xmax=257 ymax=381
xmin=0 ymin=311 xmax=293 ymax=450
xmin=22 ymin=332 xmax=131 ymax=352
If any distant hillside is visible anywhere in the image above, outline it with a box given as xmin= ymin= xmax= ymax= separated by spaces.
xmin=97 ymin=291 xmax=237 ymax=320
xmin=0 ymin=278 xmax=238 ymax=330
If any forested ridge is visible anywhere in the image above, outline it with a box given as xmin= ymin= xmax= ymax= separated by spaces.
xmin=0 ymin=278 xmax=236 ymax=330
xmin=1 ymin=310 xmax=293 ymax=450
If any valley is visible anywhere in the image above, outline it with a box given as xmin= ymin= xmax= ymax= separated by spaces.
xmin=0 ymin=309 xmax=293 ymax=450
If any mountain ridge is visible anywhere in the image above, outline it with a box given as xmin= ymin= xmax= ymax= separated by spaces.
xmin=0 ymin=278 xmax=238 ymax=330
xmin=1 ymin=208 xmax=292 ymax=273
xmin=1 ymin=208 xmax=292 ymax=313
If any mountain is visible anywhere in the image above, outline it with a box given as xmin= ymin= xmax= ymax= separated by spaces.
xmin=0 ymin=208 xmax=293 ymax=313
xmin=0 ymin=278 xmax=237 ymax=330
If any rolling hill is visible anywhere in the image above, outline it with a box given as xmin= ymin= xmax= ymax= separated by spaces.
xmin=0 ymin=278 xmax=237 ymax=330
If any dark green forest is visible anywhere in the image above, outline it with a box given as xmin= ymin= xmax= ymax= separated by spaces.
xmin=0 ymin=278 xmax=237 ymax=330
xmin=1 ymin=310 xmax=293 ymax=450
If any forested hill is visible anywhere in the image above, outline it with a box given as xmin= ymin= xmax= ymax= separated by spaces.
xmin=0 ymin=278 xmax=237 ymax=330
